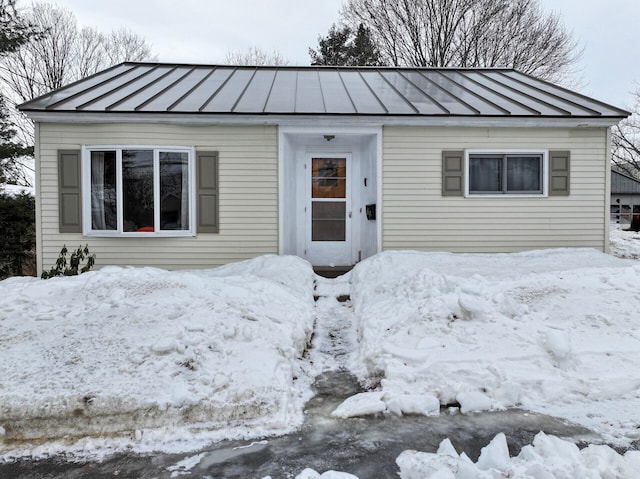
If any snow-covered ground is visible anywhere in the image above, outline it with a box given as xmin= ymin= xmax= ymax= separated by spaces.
xmin=610 ymin=223 xmax=640 ymax=259
xmin=2 ymin=230 xmax=640 ymax=477
xmin=0 ymin=255 xmax=316 ymax=458
xmin=345 ymin=248 xmax=640 ymax=446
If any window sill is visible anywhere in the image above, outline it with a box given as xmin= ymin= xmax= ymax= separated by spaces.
xmin=84 ymin=231 xmax=196 ymax=238
xmin=464 ymin=193 xmax=548 ymax=198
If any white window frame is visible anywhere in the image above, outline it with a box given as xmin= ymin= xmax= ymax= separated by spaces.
xmin=464 ymin=149 xmax=548 ymax=198
xmin=82 ymin=145 xmax=196 ymax=237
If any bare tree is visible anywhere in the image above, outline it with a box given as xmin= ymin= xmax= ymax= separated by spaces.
xmin=105 ymin=27 xmax=152 ymax=66
xmin=612 ymin=89 xmax=640 ymax=177
xmin=0 ymin=2 xmax=154 ymax=146
xmin=224 ymin=45 xmax=288 ymax=66
xmin=341 ymin=0 xmax=580 ymax=83
xmin=0 ymin=2 xmax=154 ymax=104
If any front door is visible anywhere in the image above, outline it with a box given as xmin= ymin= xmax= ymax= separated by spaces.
xmin=305 ymin=154 xmax=352 ymax=266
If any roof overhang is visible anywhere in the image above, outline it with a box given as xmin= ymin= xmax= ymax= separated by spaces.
xmin=22 ymin=111 xmax=625 ymax=129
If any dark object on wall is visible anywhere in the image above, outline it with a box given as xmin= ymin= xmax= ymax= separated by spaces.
xmin=366 ymin=203 xmax=376 ymax=220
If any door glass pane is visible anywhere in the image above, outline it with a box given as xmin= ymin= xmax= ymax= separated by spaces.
xmin=312 ymin=158 xmax=346 ymax=198
xmin=312 ymin=201 xmax=345 ymax=241
xmin=90 ymin=151 xmax=117 ymax=230
xmin=507 ymin=156 xmax=541 ymax=192
xmin=469 ymin=156 xmax=501 ymax=192
xmin=123 ymin=149 xmax=154 ymax=232
xmin=159 ymin=151 xmax=189 ymax=230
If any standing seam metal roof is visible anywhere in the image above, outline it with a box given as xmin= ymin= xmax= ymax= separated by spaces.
xmin=18 ymin=62 xmax=629 ymax=118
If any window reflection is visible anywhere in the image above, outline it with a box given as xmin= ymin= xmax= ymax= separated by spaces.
xmin=122 ymin=150 xmax=154 ymax=232
xmin=160 ymin=152 xmax=189 ymax=230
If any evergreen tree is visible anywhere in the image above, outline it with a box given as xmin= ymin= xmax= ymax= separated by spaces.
xmin=0 ymin=0 xmax=37 ymax=184
xmin=309 ymin=23 xmax=384 ymax=66
xmin=0 ymin=95 xmax=32 ymax=184
xmin=0 ymin=192 xmax=35 ymax=278
xmin=0 ymin=1 xmax=38 ymax=277
xmin=0 ymin=0 xmax=37 ymax=53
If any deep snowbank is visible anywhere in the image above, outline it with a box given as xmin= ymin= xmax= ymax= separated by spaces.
xmin=346 ymin=249 xmax=640 ymax=444
xmin=0 ymin=255 xmax=315 ymax=455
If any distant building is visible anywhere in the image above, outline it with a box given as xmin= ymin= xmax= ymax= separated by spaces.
xmin=611 ymin=170 xmax=640 ymax=226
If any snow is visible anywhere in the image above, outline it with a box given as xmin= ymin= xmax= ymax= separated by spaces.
xmin=0 ymin=255 xmax=316 ymax=458
xmin=2 ymin=231 xmax=640 ymax=475
xmin=0 ymin=184 xmax=34 ymax=197
xmin=294 ymin=469 xmax=359 ymax=479
xmin=346 ymin=248 xmax=640 ymax=446
xmin=610 ymin=223 xmax=640 ymax=259
xmin=394 ymin=432 xmax=640 ymax=479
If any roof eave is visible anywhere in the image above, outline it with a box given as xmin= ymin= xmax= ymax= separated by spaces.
xmin=21 ymin=110 xmax=626 ymax=128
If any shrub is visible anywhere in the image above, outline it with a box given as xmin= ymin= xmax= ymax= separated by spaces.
xmin=41 ymin=244 xmax=96 ymax=279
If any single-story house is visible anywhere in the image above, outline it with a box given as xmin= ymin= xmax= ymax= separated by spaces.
xmin=611 ymin=170 xmax=640 ymax=225
xmin=19 ymin=63 xmax=629 ymax=273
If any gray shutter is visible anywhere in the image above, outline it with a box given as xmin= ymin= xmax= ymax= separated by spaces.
xmin=58 ymin=150 xmax=82 ymax=233
xmin=549 ymin=150 xmax=570 ymax=196
xmin=442 ymin=150 xmax=464 ymax=196
xmin=196 ymin=151 xmax=219 ymax=233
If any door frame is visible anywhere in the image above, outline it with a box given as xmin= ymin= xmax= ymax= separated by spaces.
xmin=304 ymin=152 xmax=354 ymax=266
xmin=278 ymin=126 xmax=382 ymax=266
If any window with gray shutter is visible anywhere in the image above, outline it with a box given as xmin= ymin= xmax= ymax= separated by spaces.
xmin=196 ymin=151 xmax=219 ymax=233
xmin=442 ymin=150 xmax=464 ymax=196
xmin=58 ymin=150 xmax=82 ymax=233
xmin=549 ymin=150 xmax=570 ymax=196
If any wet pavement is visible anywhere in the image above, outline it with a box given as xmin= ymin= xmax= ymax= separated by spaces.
xmin=0 ymin=370 xmax=601 ymax=479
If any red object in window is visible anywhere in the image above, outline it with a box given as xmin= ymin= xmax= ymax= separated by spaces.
xmin=136 ymin=226 xmax=154 ymax=232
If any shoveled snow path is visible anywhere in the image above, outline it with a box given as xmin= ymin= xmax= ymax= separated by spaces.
xmin=309 ymin=274 xmax=356 ymax=373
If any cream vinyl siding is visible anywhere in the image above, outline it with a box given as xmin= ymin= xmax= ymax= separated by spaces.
xmin=38 ymin=123 xmax=278 ymax=271
xmin=382 ymin=126 xmax=609 ymax=252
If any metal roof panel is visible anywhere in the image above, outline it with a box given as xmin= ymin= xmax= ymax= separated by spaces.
xmin=201 ymin=68 xmax=256 ymax=112
xmin=496 ymin=70 xmax=628 ymax=117
xmin=338 ymin=71 xmax=386 ymax=114
xmin=359 ymin=70 xmax=416 ymax=114
xmin=17 ymin=62 xmax=629 ymax=120
xmin=317 ymin=70 xmax=356 ymax=114
xmin=170 ymin=68 xmax=233 ymax=111
xmin=233 ymin=69 xmax=277 ymax=112
xmin=295 ymin=70 xmax=325 ymax=113
xmin=264 ymin=69 xmax=297 ymax=113
xmin=42 ymin=64 xmax=155 ymax=111
xmin=77 ymin=65 xmax=173 ymax=111
xmin=140 ymin=67 xmax=212 ymax=111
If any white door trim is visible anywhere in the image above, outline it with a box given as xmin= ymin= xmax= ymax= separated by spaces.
xmin=278 ymin=126 xmax=383 ymax=265
xmin=304 ymin=152 xmax=353 ymax=266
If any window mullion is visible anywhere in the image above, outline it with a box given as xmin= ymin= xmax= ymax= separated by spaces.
xmin=502 ymin=154 xmax=508 ymax=194
xmin=154 ymin=149 xmax=160 ymax=233
xmin=116 ymin=149 xmax=123 ymax=233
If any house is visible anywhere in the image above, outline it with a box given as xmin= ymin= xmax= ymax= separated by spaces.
xmin=19 ymin=63 xmax=629 ymax=273
xmin=611 ymin=170 xmax=640 ymax=226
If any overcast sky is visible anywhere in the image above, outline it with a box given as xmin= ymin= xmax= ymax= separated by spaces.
xmin=17 ymin=0 xmax=640 ymax=109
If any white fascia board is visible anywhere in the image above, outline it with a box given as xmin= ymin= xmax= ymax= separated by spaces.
xmin=23 ymin=111 xmax=625 ymax=128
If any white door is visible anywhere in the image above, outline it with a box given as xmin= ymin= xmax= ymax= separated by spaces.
xmin=304 ymin=154 xmax=352 ymax=266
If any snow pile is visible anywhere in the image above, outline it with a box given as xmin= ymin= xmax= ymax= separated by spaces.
xmin=291 ymin=469 xmax=359 ymax=479
xmin=347 ymin=249 xmax=640 ymax=444
xmin=610 ymin=224 xmax=640 ymax=259
xmin=286 ymin=432 xmax=640 ymax=479
xmin=0 ymin=184 xmax=34 ymax=196
xmin=396 ymin=432 xmax=640 ymax=479
xmin=0 ymin=255 xmax=315 ymax=456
